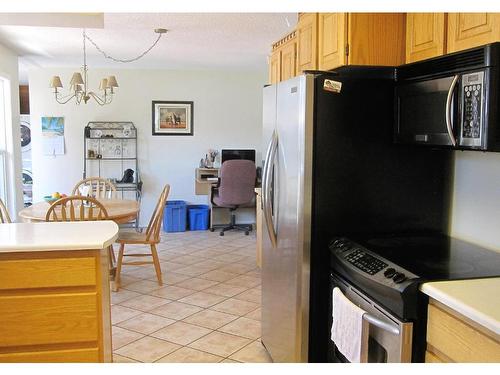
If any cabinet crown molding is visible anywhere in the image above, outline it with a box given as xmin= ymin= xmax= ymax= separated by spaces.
xmin=271 ymin=30 xmax=297 ymax=51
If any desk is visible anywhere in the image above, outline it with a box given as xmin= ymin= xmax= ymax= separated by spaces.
xmin=18 ymin=199 xmax=139 ymax=224
xmin=195 ymin=167 xmax=219 ymax=195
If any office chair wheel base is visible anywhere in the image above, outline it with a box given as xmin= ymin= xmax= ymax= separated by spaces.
xmin=245 ymin=231 xmax=249 ymax=235
xmin=220 ymin=232 xmax=224 ymax=236
xmin=209 ymin=228 xmax=215 ymax=232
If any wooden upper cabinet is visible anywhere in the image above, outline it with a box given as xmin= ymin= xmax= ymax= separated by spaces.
xmin=348 ymin=13 xmax=405 ymax=66
xmin=272 ymin=12 xmax=500 ymax=83
xmin=281 ymin=37 xmax=297 ymax=82
xmin=269 ymin=49 xmax=281 ymax=84
xmin=406 ymin=13 xmax=446 ymax=63
xmin=447 ymin=13 xmax=500 ymax=53
xmin=318 ymin=13 xmax=347 ymax=70
xmin=268 ymin=31 xmax=297 ymax=84
xmin=317 ymin=13 xmax=405 ymax=71
xmin=297 ymin=13 xmax=318 ymax=73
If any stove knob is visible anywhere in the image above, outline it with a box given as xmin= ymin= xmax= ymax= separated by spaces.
xmin=393 ymin=273 xmax=407 ymax=284
xmin=384 ymin=268 xmax=396 ymax=278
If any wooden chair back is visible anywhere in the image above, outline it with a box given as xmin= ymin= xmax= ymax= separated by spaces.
xmin=0 ymin=198 xmax=11 ymax=223
xmin=145 ymin=185 xmax=170 ymax=243
xmin=45 ymin=196 xmax=109 ymax=222
xmin=72 ymin=177 xmax=117 ymax=199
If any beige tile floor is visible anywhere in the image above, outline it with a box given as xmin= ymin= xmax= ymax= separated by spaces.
xmin=111 ymin=229 xmax=272 ymax=363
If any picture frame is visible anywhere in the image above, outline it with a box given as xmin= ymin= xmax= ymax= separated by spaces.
xmin=152 ymin=101 xmax=194 ymax=136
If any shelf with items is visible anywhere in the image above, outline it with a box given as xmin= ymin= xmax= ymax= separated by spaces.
xmin=87 ymin=137 xmax=136 ymax=140
xmin=83 ymin=121 xmax=141 ymax=228
xmin=116 ymin=182 xmax=142 ymax=190
xmin=86 ymin=157 xmax=137 ymax=161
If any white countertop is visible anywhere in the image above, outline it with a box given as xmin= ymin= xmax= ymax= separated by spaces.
xmin=0 ymin=221 xmax=119 ymax=252
xmin=420 ymin=278 xmax=500 ymax=336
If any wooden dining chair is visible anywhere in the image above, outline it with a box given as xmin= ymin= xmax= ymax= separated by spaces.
xmin=45 ymin=195 xmax=116 ymax=277
xmin=45 ymin=195 xmax=109 ymax=222
xmin=72 ymin=177 xmax=117 ymax=199
xmin=0 ymin=198 xmax=11 ymax=223
xmin=114 ymin=185 xmax=170 ymax=291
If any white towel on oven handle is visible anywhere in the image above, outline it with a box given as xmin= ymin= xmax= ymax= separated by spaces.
xmin=331 ymin=286 xmax=368 ymax=363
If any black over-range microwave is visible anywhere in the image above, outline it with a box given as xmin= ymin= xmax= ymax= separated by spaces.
xmin=395 ymin=42 xmax=500 ymax=151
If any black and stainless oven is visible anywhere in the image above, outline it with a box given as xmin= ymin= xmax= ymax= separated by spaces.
xmin=328 ymin=234 xmax=500 ymax=363
xmin=329 ymin=273 xmax=414 ymax=363
xmin=395 ymin=42 xmax=500 ymax=151
xmin=328 ymin=238 xmax=420 ymax=363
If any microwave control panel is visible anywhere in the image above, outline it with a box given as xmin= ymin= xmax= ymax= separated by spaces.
xmin=460 ymin=71 xmax=484 ymax=146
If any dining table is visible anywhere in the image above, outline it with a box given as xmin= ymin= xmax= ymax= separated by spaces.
xmin=18 ymin=198 xmax=140 ymax=224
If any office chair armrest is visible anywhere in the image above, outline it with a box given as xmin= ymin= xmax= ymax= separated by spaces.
xmin=210 ymin=183 xmax=219 ymax=206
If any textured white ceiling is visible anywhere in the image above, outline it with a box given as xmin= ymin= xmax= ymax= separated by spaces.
xmin=0 ymin=13 xmax=297 ymax=83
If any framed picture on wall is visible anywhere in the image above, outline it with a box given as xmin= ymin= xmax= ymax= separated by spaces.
xmin=152 ymin=101 xmax=194 ymax=136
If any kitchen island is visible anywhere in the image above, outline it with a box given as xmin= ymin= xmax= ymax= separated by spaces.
xmin=420 ymin=278 xmax=500 ymax=362
xmin=0 ymin=221 xmax=118 ymax=362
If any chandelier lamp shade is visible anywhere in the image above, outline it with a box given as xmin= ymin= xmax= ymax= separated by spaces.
xmin=50 ymin=28 xmax=166 ymax=106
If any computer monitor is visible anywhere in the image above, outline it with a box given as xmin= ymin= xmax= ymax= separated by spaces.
xmin=221 ymin=149 xmax=256 ymax=164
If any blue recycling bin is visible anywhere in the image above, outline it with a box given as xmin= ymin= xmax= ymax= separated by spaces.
xmin=188 ymin=204 xmax=210 ymax=231
xmin=163 ymin=200 xmax=187 ymax=232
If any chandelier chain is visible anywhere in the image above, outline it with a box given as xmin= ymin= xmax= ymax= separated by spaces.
xmin=84 ymin=30 xmax=164 ymax=63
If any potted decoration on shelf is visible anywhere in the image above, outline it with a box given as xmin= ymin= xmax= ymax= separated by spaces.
xmin=207 ymin=149 xmax=219 ymax=168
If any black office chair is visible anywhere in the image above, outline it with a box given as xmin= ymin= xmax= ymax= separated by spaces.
xmin=210 ymin=160 xmax=257 ymax=236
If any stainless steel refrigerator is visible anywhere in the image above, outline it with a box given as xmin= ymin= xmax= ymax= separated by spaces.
xmin=260 ymin=69 xmax=452 ymax=362
xmin=261 ymin=74 xmax=315 ymax=363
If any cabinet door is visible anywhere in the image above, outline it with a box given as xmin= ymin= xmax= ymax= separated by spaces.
xmin=348 ymin=13 xmax=405 ymax=66
xmin=297 ymin=13 xmax=318 ymax=73
xmin=281 ymin=38 xmax=297 ymax=81
xmin=406 ymin=13 xmax=446 ymax=63
xmin=427 ymin=301 xmax=500 ymax=363
xmin=447 ymin=13 xmax=500 ymax=53
xmin=269 ymin=49 xmax=281 ymax=84
xmin=318 ymin=13 xmax=347 ymax=70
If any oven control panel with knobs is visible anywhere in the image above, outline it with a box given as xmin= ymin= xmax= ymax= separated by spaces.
xmin=329 ymin=238 xmax=419 ymax=288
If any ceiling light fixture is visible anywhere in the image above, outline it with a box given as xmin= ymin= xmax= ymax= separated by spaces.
xmin=50 ymin=28 xmax=167 ymax=106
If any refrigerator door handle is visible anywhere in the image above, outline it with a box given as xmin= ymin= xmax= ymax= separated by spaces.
xmin=262 ymin=131 xmax=274 ymax=222
xmin=263 ymin=130 xmax=278 ymax=248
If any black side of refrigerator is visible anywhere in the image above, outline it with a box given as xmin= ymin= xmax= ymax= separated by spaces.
xmin=308 ymin=67 xmax=453 ymax=362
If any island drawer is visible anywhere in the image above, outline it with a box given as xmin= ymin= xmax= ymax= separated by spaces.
xmin=0 ymin=292 xmax=99 ymax=347
xmin=0 ymin=347 xmax=100 ymax=362
xmin=0 ymin=256 xmax=96 ymax=289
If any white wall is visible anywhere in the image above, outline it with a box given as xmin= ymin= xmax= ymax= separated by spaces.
xmin=29 ymin=67 xmax=265 ymax=225
xmin=451 ymin=151 xmax=500 ymax=252
xmin=0 ymin=42 xmax=23 ymax=218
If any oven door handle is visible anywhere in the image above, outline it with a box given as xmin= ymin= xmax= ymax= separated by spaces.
xmin=363 ymin=313 xmax=400 ymax=336
xmin=445 ymin=74 xmax=460 ymax=147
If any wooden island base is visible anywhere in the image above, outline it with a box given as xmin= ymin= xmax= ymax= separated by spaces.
xmin=0 ymin=222 xmax=118 ymax=362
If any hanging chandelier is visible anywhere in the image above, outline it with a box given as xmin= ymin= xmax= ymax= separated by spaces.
xmin=50 ymin=28 xmax=167 ymax=106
